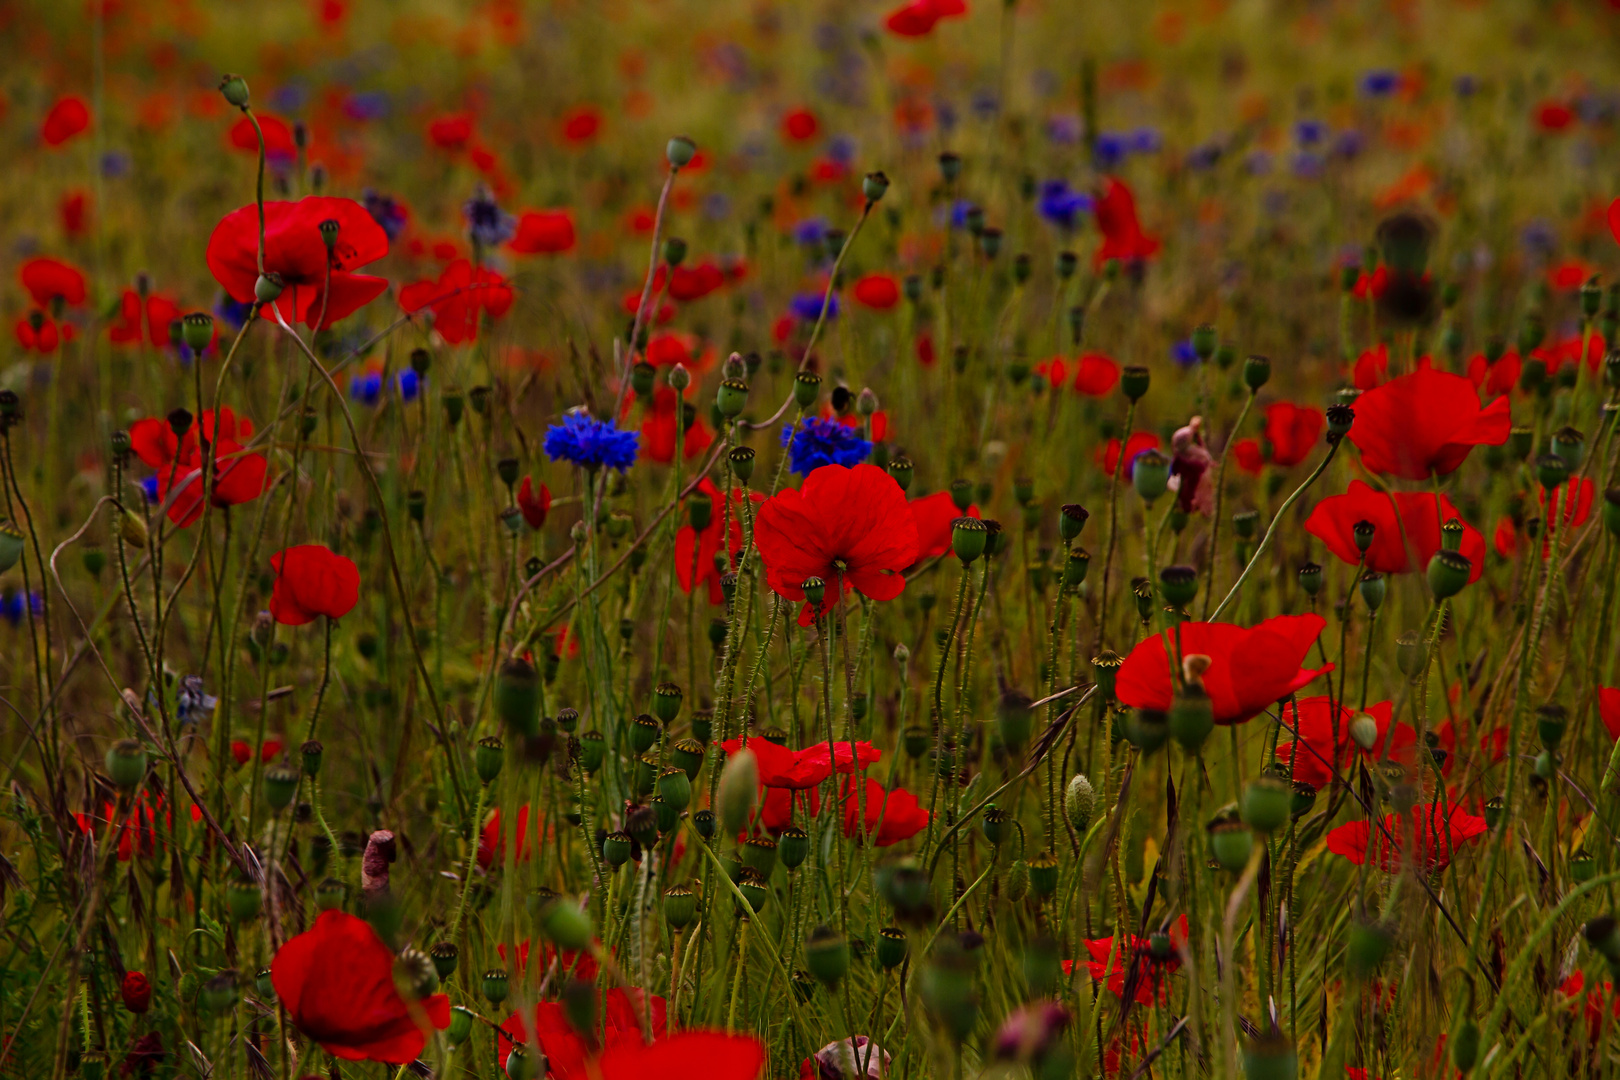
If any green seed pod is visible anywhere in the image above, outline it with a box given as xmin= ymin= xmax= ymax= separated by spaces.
xmin=1169 ymin=686 xmax=1214 ymax=752
xmin=997 ymin=688 xmax=1033 ymax=755
xmin=1065 ymin=775 xmax=1095 ymax=832
xmin=105 ymin=739 xmax=147 ymax=791
xmin=1484 ymin=795 xmax=1505 ymax=830
xmin=742 ymin=836 xmax=777 ymax=878
xmin=1452 ymin=1020 xmax=1480 ymax=1073
xmin=1091 ymin=651 xmax=1122 ymax=701
xmin=1191 ymin=324 xmax=1218 ymax=361
xmin=1551 ymin=426 xmax=1585 ymax=470
xmin=300 ymin=739 xmax=324 ymax=778
xmin=806 ymin=924 xmax=852 ymax=987
xmin=793 ymin=371 xmax=822 ymax=410
xmin=729 ymin=446 xmax=756 ymax=485
xmin=672 ymin=737 xmax=705 ymax=780
xmin=1120 ymin=365 xmax=1150 ymax=402
xmin=394 ymin=947 xmax=439 ymax=1001
xmin=447 ymin=1004 xmax=475 ymax=1046
xmin=715 ymin=379 xmax=750 ymax=418
xmin=886 ymin=455 xmax=913 ymax=493
xmin=778 ymin=826 xmax=810 ymax=870
xmin=263 ymin=764 xmax=299 ymax=812
xmin=1535 ymin=452 xmax=1570 ymax=491
xmin=658 ymin=767 xmax=692 ymax=812
xmin=903 ymin=725 xmax=930 ymax=759
xmin=0 ymin=521 xmax=25 ymax=574
xmin=1326 ymin=404 xmax=1355 ymax=440
xmin=1132 ymin=450 xmax=1171 ymax=503
xmin=1298 ymin=561 xmax=1323 ymax=597
xmin=981 ymin=805 xmax=1010 ymax=846
xmin=1395 ymin=631 xmax=1427 ymax=679
xmin=1126 ymin=708 xmax=1169 ymax=753
xmin=226 ymin=878 xmax=263 ymax=922
xmin=200 ymin=971 xmax=240 ymax=1014
xmin=863 ymin=171 xmax=891 ymax=203
xmin=576 ymin=731 xmax=605 ymax=774
xmin=429 ymin=942 xmax=459 ymax=981
xmin=538 ymin=896 xmax=594 ymax=951
xmin=1346 ymin=918 xmax=1395 ymax=980
xmin=1058 ymin=503 xmax=1089 ymax=540
xmin=651 ymin=794 xmax=677 ymax=834
xmin=630 ymin=713 xmax=661 ymax=754
xmin=315 ymin=877 xmax=347 ymax=911
xmin=482 ymin=970 xmax=509 ymax=1006
xmin=693 ymin=809 xmax=716 ymax=841
xmin=218 ymin=74 xmax=251 ymax=108
xmin=1005 ymin=857 xmax=1030 ymax=902
xmin=1426 ymin=550 xmax=1471 ymax=599
xmin=1440 ymin=517 xmax=1464 ymax=553
xmin=1062 ymin=547 xmax=1091 ymax=589
xmin=1028 ymin=851 xmax=1060 ymax=897
xmin=666 ymin=135 xmax=697 ymax=168
xmin=506 ymin=1049 xmax=537 ymax=1080
xmin=1243 ymin=354 xmax=1272 ymax=392
xmin=633 ymin=753 xmax=659 ymax=796
xmin=1572 ymin=849 xmax=1596 ymax=884
xmin=1240 ymin=776 xmax=1292 ymax=834
xmin=1158 ymin=564 xmax=1198 ymax=607
xmin=1291 ymin=781 xmax=1317 ymax=819
xmin=736 ymin=867 xmax=769 ymax=913
xmin=877 ymin=926 xmax=908 ymax=969
xmin=951 ymin=517 xmax=987 ymax=563
xmin=1358 ymin=571 xmax=1386 ymax=612
xmin=718 ymin=748 xmax=759 ymax=835
xmin=801 ymin=576 xmax=826 ymax=609
xmin=876 ymin=856 xmax=932 ymax=917
xmin=1206 ymin=811 xmax=1253 ymax=870
xmin=664 ymin=884 xmax=697 ymax=929
xmin=475 ymin=736 xmax=505 ymax=785
xmin=1536 ymin=703 xmax=1568 ymax=750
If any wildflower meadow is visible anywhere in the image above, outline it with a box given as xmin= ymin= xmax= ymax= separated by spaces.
xmin=5 ymin=2 xmax=1620 ymax=1079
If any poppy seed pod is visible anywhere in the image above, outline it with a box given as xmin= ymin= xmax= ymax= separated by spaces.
xmin=863 ymin=171 xmax=891 ymax=203
xmin=666 ymin=135 xmax=697 ymax=168
xmin=429 ymin=941 xmax=459 ymax=981
xmin=226 ymin=878 xmax=263 ymax=922
xmin=1058 ymin=503 xmax=1089 ymax=540
xmin=658 ymin=767 xmax=692 ymax=812
xmin=1427 ymin=550 xmax=1471 ymax=599
xmin=602 ymin=830 xmax=632 ymax=868
xmin=1126 ymin=708 xmax=1169 ymax=753
xmin=481 ymin=969 xmax=509 ymax=1007
xmin=264 ymin=764 xmax=299 ymax=811
xmin=1206 ymin=811 xmax=1253 ymax=870
xmin=1065 ymin=774 xmax=1095 ymax=832
xmin=182 ymin=312 xmax=214 ymax=353
xmin=1132 ymin=450 xmax=1170 ymax=503
xmin=729 ymin=446 xmax=756 ymax=485
xmin=200 ymin=971 xmax=241 ymax=1014
xmin=1062 ymin=547 xmax=1091 ymax=589
xmin=736 ymin=867 xmax=769 ymax=913
xmin=1358 ymin=572 xmax=1386 ymax=612
xmin=903 ymin=725 xmax=930 ymax=759
xmin=218 ymin=74 xmax=251 ymax=108
xmin=1132 ymin=578 xmax=1155 ymax=624
xmin=105 ymin=738 xmax=147 ymax=791
xmin=778 ymin=826 xmax=810 ymax=870
xmin=1121 ymin=365 xmax=1150 ymax=402
xmin=1536 ymin=703 xmax=1568 ymax=750
xmin=801 ymin=576 xmax=826 ymax=610
xmin=1551 ymin=426 xmax=1585 ymax=470
xmin=806 ymin=925 xmax=852 ymax=986
xmin=495 ymin=658 xmax=540 ymax=738
xmin=1351 ymin=519 xmax=1377 ymax=553
xmin=951 ymin=517 xmax=988 ymax=563
xmin=887 ymin=455 xmax=914 ymax=492
xmin=1240 ymin=775 xmax=1292 ymax=834
xmin=1440 ymin=517 xmax=1464 ymax=553
xmin=718 ymin=748 xmax=759 ymax=836
xmin=1325 ymin=404 xmax=1354 ymax=441
xmin=475 ymin=736 xmax=504 ymax=784
xmin=687 ymin=489 xmax=712 ymax=532
xmin=716 ymin=379 xmax=749 ymax=418
xmin=1190 ymin=324 xmax=1218 ymax=361
xmin=1158 ymin=564 xmax=1198 ymax=607
xmin=1091 ymin=651 xmax=1122 ymax=701
xmin=629 ymin=713 xmax=660 ymax=755
xmin=1535 ymin=453 xmax=1570 ymax=491
xmin=1028 ymin=851 xmax=1060 ymax=897
xmin=981 ymin=805 xmax=1010 ymax=846
xmin=1169 ymin=685 xmax=1214 ymax=751
xmin=788 ymin=369 xmax=822 ymax=409
xmin=1346 ymin=918 xmax=1395 ymax=979
xmin=1395 ymin=631 xmax=1427 ymax=679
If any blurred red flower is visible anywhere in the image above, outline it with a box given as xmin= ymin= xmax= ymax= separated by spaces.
xmin=1274 ymin=697 xmax=1409 ymax=789
xmin=129 ymin=406 xmax=269 ymax=527
xmin=1558 ymin=972 xmax=1620 ymax=1047
xmin=560 ymin=104 xmax=603 ymax=145
xmin=60 ymin=190 xmax=89 ymax=237
xmin=1263 ymin=402 xmax=1324 ymax=466
xmin=1097 ymin=431 xmax=1160 ymax=475
xmin=722 ymin=737 xmax=881 ymax=791
xmin=781 ymin=107 xmax=819 ymax=142
xmin=1232 ymin=438 xmax=1264 ymax=475
xmin=641 ymin=386 xmax=714 ymax=464
xmin=1601 ymin=687 xmax=1620 ymax=742
xmin=669 ymin=261 xmax=726 ymax=302
xmin=21 ymin=257 xmax=87 ymax=307
xmin=228 ymin=115 xmax=296 ymax=159
xmin=1092 ymin=177 xmax=1160 ymax=268
xmin=884 ymin=0 xmax=968 ymax=36
xmin=499 ymin=988 xmax=662 ymax=1076
xmin=270 ymin=545 xmax=360 ymax=625
xmin=1466 ymin=350 xmax=1521 ymax=396
xmin=1326 ymin=802 xmax=1487 ymax=873
xmin=42 ymin=96 xmax=91 ymax=146
xmin=909 ymin=491 xmax=980 ymax=560
xmin=1116 ymin=614 xmax=1330 ymax=725
xmin=15 ymin=314 xmax=61 ymax=353
xmin=1352 ymin=343 xmax=1389 ymax=389
xmin=427 ymin=113 xmax=474 ymax=151
xmin=1304 ymin=480 xmax=1485 ymax=582
xmin=518 ymin=476 xmax=550 ymax=530
xmin=1347 ymin=367 xmax=1510 ymax=480
xmin=399 ymin=258 xmax=514 ymax=344
xmin=1492 ymin=516 xmax=1517 ymax=559
xmin=1066 ymin=914 xmax=1189 ymax=1004
xmin=755 ymin=464 xmax=919 ymax=624
xmin=1073 ymin=353 xmax=1120 ymax=396
xmin=208 ymin=197 xmax=389 ymax=330
xmin=841 ymin=776 xmax=930 ymax=845
xmin=1534 ymin=100 xmax=1575 ymax=132
xmin=108 ymin=291 xmax=183 ymax=348
xmin=121 ymin=971 xmax=151 ymax=1014
xmin=674 ymin=477 xmax=762 ymax=603
xmin=853 ymin=273 xmax=900 ymax=309
xmin=271 ymin=910 xmax=450 ymax=1063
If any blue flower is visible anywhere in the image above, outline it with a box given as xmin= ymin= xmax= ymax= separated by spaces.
xmin=781 ymin=417 xmax=871 ymax=475
xmin=1171 ymin=340 xmax=1199 ymax=368
xmin=100 ymin=151 xmax=130 ymax=179
xmin=1128 ymin=127 xmax=1161 ymax=153
xmin=270 ymin=82 xmax=308 ymax=112
xmin=364 ymin=189 xmax=410 ymax=242
xmin=1453 ymin=75 xmax=1479 ymax=99
xmin=1 ymin=590 xmax=42 ymax=626
xmin=545 ymin=411 xmax=640 ymax=472
xmin=1331 ymin=130 xmax=1364 ymax=160
xmin=793 ymin=217 xmax=829 ymax=247
xmin=1295 ymin=120 xmax=1328 ymax=147
xmin=349 ymin=372 xmax=382 ymax=406
xmin=1092 ymin=132 xmax=1128 ymax=170
xmin=1045 ymin=114 xmax=1082 ymax=146
xmin=827 ymin=135 xmax=857 ymax=165
xmin=463 ymin=187 xmax=516 ymax=248
xmin=1036 ymin=180 xmax=1092 ymax=229
xmin=344 ymin=91 xmax=391 ymax=122
xmin=948 ymin=200 xmax=977 ymax=229
xmin=1244 ymin=151 xmax=1273 ymax=176
xmin=791 ymin=292 xmax=839 ymax=322
xmin=397 ymin=369 xmax=421 ymax=402
xmin=1360 ymin=70 xmax=1399 ymax=97
xmin=140 ymin=477 xmax=160 ymax=504
xmin=215 ymin=294 xmax=254 ymax=331
xmin=1291 ymin=152 xmax=1323 ymax=180
xmin=1185 ymin=142 xmax=1223 ymax=171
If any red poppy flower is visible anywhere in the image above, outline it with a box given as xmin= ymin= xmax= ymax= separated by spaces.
xmin=1232 ymin=438 xmax=1264 ymax=475
xmin=121 ymin=971 xmax=152 ymax=1014
xmin=478 ymin=804 xmax=554 ymax=868
xmin=593 ymin=1032 xmax=766 ymax=1080
xmin=271 ymin=910 xmax=451 ymax=1063
xmin=510 ymin=209 xmax=576 ymax=254
xmin=645 ymin=330 xmax=711 ymax=370
xmin=518 ymin=476 xmax=550 ymax=530
xmin=427 ymin=113 xmax=475 ymax=151
xmin=669 ymin=262 xmax=726 ymax=302
xmin=1535 ymin=101 xmax=1575 ymax=132
xmin=1263 ymin=402 xmax=1325 ymax=467
xmin=560 ymin=104 xmax=603 ymax=145
xmin=885 ymin=0 xmax=967 ymax=35
xmin=21 ymin=257 xmax=87 ymax=307
xmin=674 ymin=478 xmax=762 ymax=603
xmin=42 ymin=96 xmax=91 ymax=146
xmin=1274 ymin=697 xmax=1409 ymax=789
xmin=1353 ymin=343 xmax=1389 ymax=389
xmin=1600 ymin=687 xmax=1620 ymax=742
xmin=1558 ymin=972 xmax=1620 ymax=1047
xmin=270 ymin=545 xmax=360 ymax=625
xmin=60 ymin=190 xmax=89 ymax=237
xmin=852 ymin=273 xmax=900 ymax=310
xmin=1542 ymin=476 xmax=1595 ymax=534
xmin=1492 ymin=517 xmax=1518 ymax=559
xmin=1304 ymin=480 xmax=1486 ymax=582
xmin=836 ymin=410 xmax=889 ymax=442
xmin=754 ymin=464 xmax=919 ymax=625
xmin=1352 ymin=266 xmax=1390 ymax=302
xmin=108 ymin=291 xmax=184 ymax=348
xmin=1347 ymin=367 xmax=1510 ymax=480
xmin=1325 ymin=802 xmax=1487 ymax=873
xmin=1466 ymin=350 xmax=1521 ymax=397
xmin=1116 ymin=614 xmax=1330 ymax=725
xmin=721 ymin=737 xmax=881 ymax=791
xmin=841 ymin=776 xmax=930 ymax=846
xmin=1092 ymin=177 xmax=1160 ymax=268
xmin=495 ymin=938 xmax=599 ymax=982
xmin=398 ymin=258 xmax=514 ymax=344
xmin=228 ymin=115 xmax=296 ymax=159
xmin=1035 ymin=356 xmax=1067 ymax=388
xmin=15 ymin=315 xmax=61 ymax=353
xmin=915 ymin=332 xmax=936 ymax=366
xmin=782 ymin=107 xmax=820 ymax=142
xmin=759 ymin=786 xmax=818 ymax=832
xmin=641 ymin=387 xmax=715 ymax=465
xmin=206 ymin=196 xmax=390 ymax=330
xmin=1096 ymin=432 xmax=1161 ymax=476
xmin=494 ymin=990 xmax=666 ymax=1077
xmin=76 ymin=791 xmax=173 ymax=861
xmin=1064 ymin=915 xmax=1189 ymax=1004
xmin=1073 ymin=353 xmax=1120 ymax=396
xmin=909 ymin=491 xmax=980 ymax=561
xmin=129 ymin=407 xmax=269 ymax=527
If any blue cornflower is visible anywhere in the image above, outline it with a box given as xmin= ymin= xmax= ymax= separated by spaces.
xmin=1171 ymin=340 xmax=1199 ymax=367
xmin=1245 ymin=150 xmax=1273 ymax=176
xmin=270 ymin=83 xmax=308 ymax=112
xmin=397 ymin=369 xmax=421 ymax=402
xmin=344 ymin=91 xmax=391 ymax=122
xmin=1291 ymin=152 xmax=1323 ymax=179
xmin=1036 ymin=180 xmax=1092 ymax=230
xmin=364 ymin=189 xmax=410 ymax=242
xmin=1453 ymin=75 xmax=1478 ymax=99
xmin=827 ymin=135 xmax=857 ymax=165
xmin=140 ymin=477 xmax=160 ymax=503
xmin=1092 ymin=132 xmax=1128 ymax=170
xmin=1 ymin=590 xmax=42 ymax=626
xmin=215 ymin=294 xmax=254 ymax=331
xmin=793 ymin=217 xmax=829 ymax=247
xmin=791 ymin=292 xmax=839 ymax=322
xmin=463 ymin=187 xmax=516 ymax=248
xmin=100 ymin=151 xmax=130 ymax=178
xmin=1128 ymin=127 xmax=1161 ymax=153
xmin=935 ymin=99 xmax=958 ymax=132
xmin=1295 ymin=119 xmax=1328 ymax=147
xmin=781 ymin=417 xmax=871 ymax=475
xmin=545 ymin=411 xmax=640 ymax=472
xmin=349 ymin=372 xmax=382 ymax=406
xmin=971 ymin=89 xmax=999 ymax=118
xmin=948 ymin=200 xmax=977 ymax=229
xmin=1360 ymin=70 xmax=1399 ymax=97
xmin=1331 ymin=130 xmax=1364 ymax=160
xmin=1045 ymin=114 xmax=1082 ymax=145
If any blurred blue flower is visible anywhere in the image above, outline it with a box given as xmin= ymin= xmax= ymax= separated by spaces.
xmin=1520 ymin=220 xmax=1557 ymax=259
xmin=971 ymin=89 xmax=999 ymax=118
xmin=1185 ymin=142 xmax=1223 ymax=171
xmin=1128 ymin=127 xmax=1161 ymax=153
xmin=100 ymin=152 xmax=130 ymax=179
xmin=350 ymin=372 xmax=382 ymax=406
xmin=827 ymin=135 xmax=857 ymax=165
xmin=1291 ymin=152 xmax=1323 ymax=179
xmin=545 ymin=411 xmax=639 ymax=472
xmin=140 ymin=477 xmax=160 ymax=503
xmin=1244 ymin=150 xmax=1273 ymax=176
xmin=463 ymin=188 xmax=516 ymax=248
xmin=397 ymin=369 xmax=421 ymax=402
xmin=344 ymin=91 xmax=391 ymax=122
xmin=1295 ymin=120 xmax=1328 ymax=147
xmin=703 ymin=192 xmax=732 ymax=220
xmin=781 ymin=417 xmax=871 ymax=475
xmin=1172 ymin=340 xmax=1198 ymax=367
xmin=935 ymin=99 xmax=959 ymax=132
xmin=791 ymin=293 xmax=839 ymax=321
xmin=948 ymin=200 xmax=977 ymax=229
xmin=0 ymin=590 xmax=42 ymax=626
xmin=1331 ymin=130 xmax=1364 ymax=160
xmin=1045 ymin=114 xmax=1082 ymax=145
xmin=270 ymin=83 xmax=308 ymax=112
xmin=364 ymin=190 xmax=410 ymax=242
xmin=1092 ymin=133 xmax=1128 ymax=170
xmin=793 ymin=217 xmax=829 ymax=246
xmin=1453 ymin=75 xmax=1479 ymax=98
xmin=1036 ymin=181 xmax=1092 ymax=229
xmin=215 ymin=294 xmax=254 ymax=331
xmin=1360 ymin=70 xmax=1399 ymax=97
